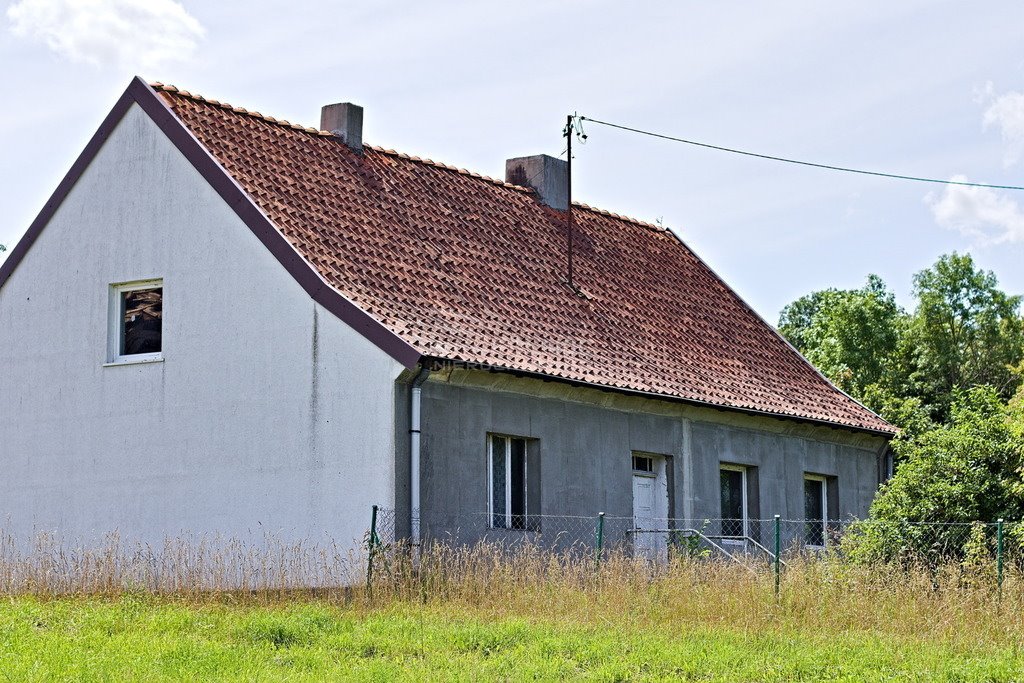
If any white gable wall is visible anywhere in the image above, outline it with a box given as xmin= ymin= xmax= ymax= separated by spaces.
xmin=0 ymin=104 xmax=405 ymax=549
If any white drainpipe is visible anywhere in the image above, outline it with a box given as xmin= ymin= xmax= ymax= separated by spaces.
xmin=410 ymin=367 xmax=430 ymax=551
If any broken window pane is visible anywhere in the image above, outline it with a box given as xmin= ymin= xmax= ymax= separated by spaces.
xmin=121 ymin=288 xmax=162 ymax=355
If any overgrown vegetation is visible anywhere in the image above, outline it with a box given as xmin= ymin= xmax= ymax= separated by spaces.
xmin=779 ymin=252 xmax=1024 ymax=559
xmin=779 ymin=253 xmax=1024 ymax=424
xmin=843 ymin=388 xmax=1024 ymax=563
xmin=2 ymin=542 xmax=1024 ymax=680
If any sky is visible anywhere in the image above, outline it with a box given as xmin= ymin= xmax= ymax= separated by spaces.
xmin=2 ymin=0 xmax=1024 ymax=322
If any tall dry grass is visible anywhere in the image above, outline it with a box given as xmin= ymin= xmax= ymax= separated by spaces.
xmin=0 ymin=530 xmax=364 ymax=599
xmin=374 ymin=542 xmax=1024 ymax=645
xmin=2 ymin=530 xmax=1022 ymax=646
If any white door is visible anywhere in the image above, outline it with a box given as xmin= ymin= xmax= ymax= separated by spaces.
xmin=632 ymin=454 xmax=669 ymax=562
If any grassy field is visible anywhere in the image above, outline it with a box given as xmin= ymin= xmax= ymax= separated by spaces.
xmin=2 ymin=595 xmax=1023 ymax=681
xmin=2 ymin=543 xmax=1024 ymax=681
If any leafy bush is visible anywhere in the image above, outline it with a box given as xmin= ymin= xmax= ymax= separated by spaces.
xmin=844 ymin=388 xmax=1024 ymax=564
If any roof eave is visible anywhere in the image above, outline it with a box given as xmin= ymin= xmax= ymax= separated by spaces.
xmin=422 ymin=357 xmax=897 ymax=439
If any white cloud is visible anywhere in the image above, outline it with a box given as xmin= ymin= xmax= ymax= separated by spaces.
xmin=926 ymin=175 xmax=1024 ymax=245
xmin=981 ymin=84 xmax=1024 ymax=167
xmin=7 ymin=0 xmax=204 ymax=70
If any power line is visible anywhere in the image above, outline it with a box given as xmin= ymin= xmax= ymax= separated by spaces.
xmin=577 ymin=116 xmax=1024 ymax=192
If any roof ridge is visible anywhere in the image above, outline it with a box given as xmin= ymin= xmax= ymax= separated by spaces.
xmin=152 ymin=82 xmax=532 ymax=194
xmin=151 ymin=81 xmax=674 ymax=228
xmin=571 ymin=201 xmax=665 ymax=232
xmin=361 ymin=144 xmax=530 ymax=193
xmin=151 ymin=82 xmax=333 ymax=137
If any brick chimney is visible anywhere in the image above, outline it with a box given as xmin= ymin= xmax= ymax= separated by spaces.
xmin=321 ymin=102 xmax=363 ymax=152
xmin=505 ymin=154 xmax=568 ymax=210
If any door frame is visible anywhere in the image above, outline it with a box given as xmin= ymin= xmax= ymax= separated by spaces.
xmin=803 ymin=473 xmax=828 ymax=548
xmin=631 ymin=452 xmax=670 ymax=560
xmin=719 ymin=463 xmax=749 ymax=544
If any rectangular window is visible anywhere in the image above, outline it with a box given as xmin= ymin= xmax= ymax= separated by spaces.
xmin=632 ymin=455 xmax=654 ymax=473
xmin=804 ymin=475 xmax=828 ymax=547
xmin=489 ymin=435 xmax=537 ymax=530
xmin=720 ymin=465 xmax=747 ymax=541
xmin=109 ymin=280 xmax=163 ymax=363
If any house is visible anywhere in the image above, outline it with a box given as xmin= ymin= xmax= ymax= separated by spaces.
xmin=0 ymin=77 xmax=894 ymax=556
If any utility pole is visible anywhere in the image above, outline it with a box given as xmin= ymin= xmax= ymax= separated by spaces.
xmin=565 ymin=114 xmax=574 ymax=291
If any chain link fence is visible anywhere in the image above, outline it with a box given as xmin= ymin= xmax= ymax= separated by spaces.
xmin=1 ymin=509 xmax=1017 ymax=595
xmin=366 ymin=507 xmax=1021 ymax=595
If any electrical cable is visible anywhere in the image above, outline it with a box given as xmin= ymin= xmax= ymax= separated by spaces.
xmin=578 ymin=116 xmax=1024 ymax=191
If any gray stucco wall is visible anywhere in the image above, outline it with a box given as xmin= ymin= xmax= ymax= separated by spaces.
xmin=412 ymin=368 xmax=888 ymax=550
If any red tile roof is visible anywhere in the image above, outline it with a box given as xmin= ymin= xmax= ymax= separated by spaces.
xmin=152 ymin=84 xmax=893 ymax=435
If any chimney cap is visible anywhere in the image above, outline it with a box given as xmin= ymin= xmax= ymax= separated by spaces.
xmin=321 ymin=102 xmax=363 ymax=152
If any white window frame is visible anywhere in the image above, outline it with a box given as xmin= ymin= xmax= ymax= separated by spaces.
xmin=487 ymin=434 xmax=529 ymax=530
xmin=804 ymin=474 xmax=828 ymax=549
xmin=106 ymin=279 xmax=164 ymax=366
xmin=720 ymin=463 xmax=748 ymax=545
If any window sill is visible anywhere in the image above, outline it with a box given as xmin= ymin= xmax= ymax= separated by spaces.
xmin=103 ymin=355 xmax=164 ymax=368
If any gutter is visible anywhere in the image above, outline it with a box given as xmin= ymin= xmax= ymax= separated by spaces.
xmin=410 ymin=366 xmax=431 ymax=553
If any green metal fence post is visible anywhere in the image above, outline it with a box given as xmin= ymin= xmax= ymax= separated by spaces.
xmin=997 ymin=518 xmax=1005 ymax=601
xmin=774 ymin=515 xmax=781 ymax=600
xmin=595 ymin=512 xmax=606 ymax=571
xmin=366 ymin=505 xmax=379 ymax=596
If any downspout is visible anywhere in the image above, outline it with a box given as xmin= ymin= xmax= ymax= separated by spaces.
xmin=410 ymin=366 xmax=430 ymax=553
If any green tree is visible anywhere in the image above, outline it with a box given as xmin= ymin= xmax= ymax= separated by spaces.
xmin=908 ymin=253 xmax=1024 ymax=418
xmin=858 ymin=387 xmax=933 ymax=441
xmin=844 ymin=387 xmax=1024 ymax=563
xmin=778 ymin=275 xmax=907 ymax=410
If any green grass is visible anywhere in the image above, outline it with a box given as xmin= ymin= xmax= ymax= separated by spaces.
xmin=1 ymin=596 xmax=1022 ymax=682
xmin=3 ymin=540 xmax=1024 ymax=681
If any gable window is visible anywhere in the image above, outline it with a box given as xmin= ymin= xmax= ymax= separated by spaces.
xmin=720 ymin=464 xmax=748 ymax=542
xmin=488 ymin=434 xmax=539 ymax=530
xmin=108 ymin=280 xmax=162 ymax=364
xmin=804 ymin=474 xmax=828 ymax=547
